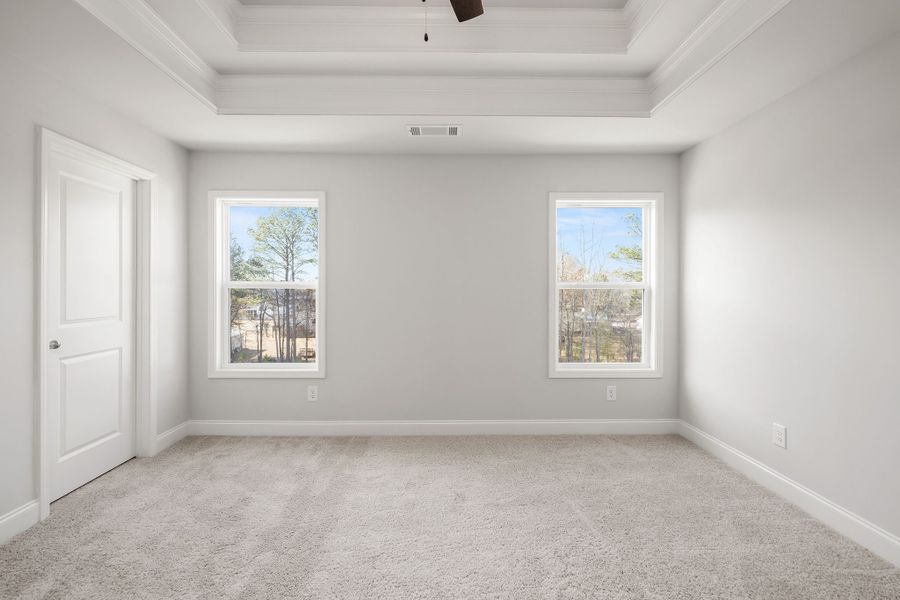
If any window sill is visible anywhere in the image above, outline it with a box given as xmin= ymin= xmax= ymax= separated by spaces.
xmin=208 ymin=367 xmax=325 ymax=380
xmin=549 ymin=366 xmax=661 ymax=379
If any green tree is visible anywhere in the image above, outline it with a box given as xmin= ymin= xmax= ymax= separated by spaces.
xmin=608 ymin=212 xmax=643 ymax=282
xmin=229 ymin=237 xmax=251 ymax=331
xmin=248 ymin=208 xmax=319 ymax=362
xmin=606 ymin=212 xmax=643 ymax=362
xmin=558 ymin=212 xmax=645 ymax=364
xmin=230 ymin=237 xmax=270 ymax=361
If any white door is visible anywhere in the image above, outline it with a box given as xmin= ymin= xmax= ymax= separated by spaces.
xmin=45 ymin=149 xmax=136 ymax=501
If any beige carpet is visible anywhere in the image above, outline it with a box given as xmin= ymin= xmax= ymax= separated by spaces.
xmin=1 ymin=435 xmax=898 ymax=599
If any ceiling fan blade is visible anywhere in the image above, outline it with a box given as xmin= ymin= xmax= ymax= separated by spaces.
xmin=449 ymin=0 xmax=484 ymax=22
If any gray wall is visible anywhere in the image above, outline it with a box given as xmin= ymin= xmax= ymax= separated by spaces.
xmin=680 ymin=34 xmax=900 ymax=537
xmin=188 ymin=153 xmax=680 ymax=421
xmin=0 ymin=52 xmax=190 ymax=518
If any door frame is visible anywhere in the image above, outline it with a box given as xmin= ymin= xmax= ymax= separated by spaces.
xmin=37 ymin=128 xmax=158 ymax=520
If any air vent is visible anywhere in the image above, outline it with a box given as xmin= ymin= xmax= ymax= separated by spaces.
xmin=407 ymin=125 xmax=462 ymax=137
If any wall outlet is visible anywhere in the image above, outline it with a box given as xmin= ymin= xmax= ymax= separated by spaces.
xmin=772 ymin=423 xmax=786 ymax=449
xmin=307 ymin=385 xmax=318 ymax=402
xmin=606 ymin=385 xmax=617 ymax=402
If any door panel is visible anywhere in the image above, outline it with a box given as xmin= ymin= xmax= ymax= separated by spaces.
xmin=59 ymin=349 xmax=122 ymax=457
xmin=61 ymin=176 xmax=123 ymax=323
xmin=47 ymin=151 xmax=136 ymax=502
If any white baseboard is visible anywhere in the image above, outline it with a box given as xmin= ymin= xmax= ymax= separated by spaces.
xmin=678 ymin=420 xmax=900 ymax=568
xmin=188 ymin=418 xmax=680 ymax=437
xmin=0 ymin=500 xmax=39 ymax=545
xmin=156 ymin=421 xmax=190 ymax=452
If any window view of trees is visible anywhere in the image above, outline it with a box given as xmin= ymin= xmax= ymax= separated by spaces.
xmin=557 ymin=207 xmax=644 ymax=364
xmin=558 ymin=289 xmax=643 ymax=363
xmin=228 ymin=206 xmax=319 ymax=364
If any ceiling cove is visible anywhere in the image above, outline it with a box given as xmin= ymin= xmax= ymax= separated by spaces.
xmin=70 ymin=0 xmax=795 ymax=117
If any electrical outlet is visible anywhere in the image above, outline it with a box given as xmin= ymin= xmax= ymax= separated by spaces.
xmin=772 ymin=423 xmax=786 ymax=449
xmin=307 ymin=385 xmax=318 ymax=402
xmin=606 ymin=385 xmax=617 ymax=402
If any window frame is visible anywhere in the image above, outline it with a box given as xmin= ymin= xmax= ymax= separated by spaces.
xmin=548 ymin=192 xmax=662 ymax=379
xmin=208 ymin=190 xmax=326 ymax=379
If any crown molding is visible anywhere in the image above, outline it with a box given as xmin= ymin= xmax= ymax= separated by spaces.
xmin=72 ymin=0 xmax=218 ymax=110
xmin=194 ymin=0 xmax=241 ymax=46
xmin=648 ymin=0 xmax=795 ymax=112
xmin=239 ymin=5 xmax=625 ymax=26
xmin=74 ymin=0 xmax=797 ymax=117
xmin=623 ymin=0 xmax=667 ymax=48
xmin=215 ymin=75 xmax=651 ymax=116
xmin=197 ymin=0 xmax=658 ymax=54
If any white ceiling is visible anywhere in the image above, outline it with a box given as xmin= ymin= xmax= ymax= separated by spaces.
xmin=237 ymin=1 xmax=629 ymax=7
xmin=146 ymin=0 xmax=719 ymax=78
xmin=2 ymin=0 xmax=899 ymax=153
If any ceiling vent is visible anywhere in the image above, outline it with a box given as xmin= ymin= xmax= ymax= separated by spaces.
xmin=407 ymin=125 xmax=462 ymax=137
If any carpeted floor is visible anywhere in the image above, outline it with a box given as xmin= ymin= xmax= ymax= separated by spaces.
xmin=1 ymin=435 xmax=899 ymax=599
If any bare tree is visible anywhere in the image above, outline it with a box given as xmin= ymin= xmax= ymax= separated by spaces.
xmin=557 ymin=210 xmax=644 ymax=364
xmin=248 ymin=207 xmax=319 ymax=362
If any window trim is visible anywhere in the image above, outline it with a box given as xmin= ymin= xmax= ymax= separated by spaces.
xmin=548 ymin=192 xmax=662 ymax=379
xmin=208 ymin=190 xmax=326 ymax=379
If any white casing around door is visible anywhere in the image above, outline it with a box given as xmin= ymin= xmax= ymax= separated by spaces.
xmin=45 ymin=150 xmax=136 ymax=501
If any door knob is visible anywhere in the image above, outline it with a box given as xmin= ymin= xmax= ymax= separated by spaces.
xmin=49 ymin=340 xmax=60 ymax=350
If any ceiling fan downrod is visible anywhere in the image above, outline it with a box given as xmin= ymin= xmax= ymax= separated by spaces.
xmin=423 ymin=0 xmax=486 ymax=42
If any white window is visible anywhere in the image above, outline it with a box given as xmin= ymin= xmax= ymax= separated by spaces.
xmin=209 ymin=191 xmax=325 ymax=378
xmin=549 ymin=193 xmax=661 ymax=378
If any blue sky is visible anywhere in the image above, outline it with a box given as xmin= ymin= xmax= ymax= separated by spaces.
xmin=557 ymin=206 xmax=642 ymax=279
xmin=230 ymin=206 xmax=273 ymax=253
xmin=230 ymin=206 xmax=319 ymax=280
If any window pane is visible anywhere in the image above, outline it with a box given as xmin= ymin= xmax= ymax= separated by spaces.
xmin=557 ymin=206 xmax=643 ymax=283
xmin=558 ymin=289 xmax=643 ymax=364
xmin=229 ymin=289 xmax=317 ymax=364
xmin=229 ymin=205 xmax=319 ymax=282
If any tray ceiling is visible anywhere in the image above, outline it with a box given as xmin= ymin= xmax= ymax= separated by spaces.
xmin=6 ymin=0 xmax=900 ymax=152
xmin=237 ymin=1 xmax=630 ymax=8
xmin=67 ymin=0 xmax=798 ymax=117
